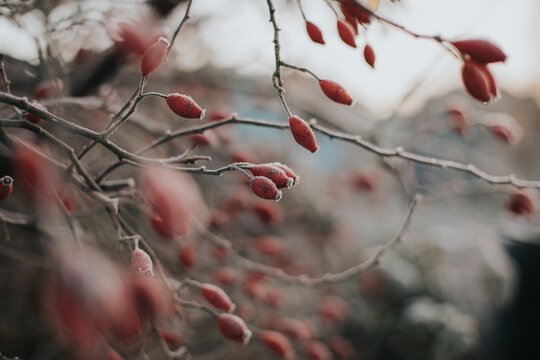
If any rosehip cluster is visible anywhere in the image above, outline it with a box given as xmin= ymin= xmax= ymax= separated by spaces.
xmin=246 ymin=163 xmax=298 ymax=201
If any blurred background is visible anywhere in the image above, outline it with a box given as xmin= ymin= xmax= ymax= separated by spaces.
xmin=1 ymin=0 xmax=540 ymax=359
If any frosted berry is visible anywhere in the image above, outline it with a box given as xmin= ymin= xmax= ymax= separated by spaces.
xmin=289 ymin=115 xmax=319 ymax=153
xmin=131 ymin=248 xmax=153 ymax=277
xmin=201 ymin=283 xmax=235 ymax=312
xmin=249 ymin=165 xmax=293 ymax=189
xmin=141 ymin=37 xmax=169 ymax=76
xmin=250 ymin=176 xmax=282 ymax=201
xmin=217 ymin=313 xmax=252 ymax=344
xmin=166 ymin=93 xmax=205 ymax=119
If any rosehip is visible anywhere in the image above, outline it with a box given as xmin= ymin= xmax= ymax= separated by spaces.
xmin=272 ymin=163 xmax=299 ymax=186
xmin=452 ymin=39 xmax=507 ymax=64
xmin=131 ymin=248 xmax=153 ymax=277
xmin=107 ymin=349 xmax=124 ymax=360
xmin=252 ymin=201 xmax=281 ymax=224
xmin=340 ymin=0 xmax=372 ymax=25
xmin=217 ymin=313 xmax=252 ymax=344
xmin=201 ymin=283 xmax=235 ymax=312
xmin=337 ymin=19 xmax=356 ymax=48
xmin=306 ymin=21 xmax=325 ymax=45
xmin=363 ymin=44 xmax=375 ymax=68
xmin=490 ymin=124 xmax=513 ymax=143
xmin=250 ymin=176 xmax=282 ymax=201
xmin=304 ymin=341 xmax=332 ymax=360
xmin=159 ymin=329 xmax=184 ymax=348
xmin=212 ymin=267 xmax=238 ymax=286
xmin=249 ymin=165 xmax=293 ymax=189
xmin=289 ymin=115 xmax=319 ymax=153
xmin=461 ymin=60 xmax=492 ymax=103
xmin=0 ymin=176 xmax=13 ymax=200
xmin=178 ymin=243 xmax=196 ymax=270
xmin=260 ymin=331 xmax=294 ymax=359
xmin=319 ymin=80 xmax=353 ymax=105
xmin=166 ymin=93 xmax=205 ymax=119
xmin=506 ymin=192 xmax=534 ymax=217
xmin=24 ymin=103 xmax=47 ymax=124
xmin=255 ymin=236 xmax=285 ymax=256
xmin=141 ymin=37 xmax=169 ymax=76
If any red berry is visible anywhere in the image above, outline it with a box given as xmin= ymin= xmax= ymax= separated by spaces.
xmin=250 ymin=176 xmax=282 ymax=201
xmin=340 ymin=0 xmax=372 ymax=25
xmin=189 ymin=132 xmax=215 ymax=147
xmin=207 ymin=105 xmax=234 ymax=121
xmin=319 ymin=296 xmax=350 ymax=326
xmin=201 ymin=283 xmax=235 ymax=312
xmin=280 ymin=318 xmax=316 ymax=340
xmin=461 ymin=60 xmax=492 ymax=103
xmin=506 ymin=192 xmax=534 ymax=217
xmin=451 ymin=39 xmax=507 ymax=64
xmin=306 ymin=21 xmax=325 ymax=45
xmin=0 ymin=176 xmax=13 ymax=200
xmin=249 ymin=165 xmax=293 ymax=189
xmin=24 ymin=103 xmax=47 ymax=123
xmin=217 ymin=313 xmax=252 ymax=344
xmin=212 ymin=267 xmax=238 ymax=286
xmin=446 ymin=101 xmax=468 ymax=136
xmin=337 ymin=19 xmax=356 ymax=48
xmin=178 ymin=243 xmax=196 ymax=270
xmin=114 ymin=21 xmax=159 ymax=55
xmin=107 ymin=349 xmax=124 ymax=360
xmin=260 ymin=331 xmax=294 ymax=359
xmin=131 ymin=248 xmax=153 ymax=277
xmin=141 ymin=37 xmax=169 ymax=76
xmin=159 ymin=329 xmax=184 ymax=348
xmin=272 ymin=163 xmax=299 ymax=186
xmin=319 ymin=80 xmax=353 ymax=105
xmin=304 ymin=341 xmax=332 ymax=360
xmin=252 ymin=201 xmax=281 ymax=224
xmin=255 ymin=236 xmax=284 ymax=256
xmin=166 ymin=93 xmax=205 ymax=119
xmin=490 ymin=124 xmax=513 ymax=143
xmin=288 ymin=115 xmax=319 ymax=153
xmin=34 ymin=79 xmax=63 ymax=100
xmin=363 ymin=44 xmax=376 ymax=68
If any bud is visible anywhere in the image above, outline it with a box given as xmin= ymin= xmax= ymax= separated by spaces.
xmin=250 ymin=176 xmax=282 ymax=201
xmin=201 ymin=283 xmax=235 ymax=312
xmin=141 ymin=37 xmax=169 ymax=76
xmin=217 ymin=313 xmax=252 ymax=344
xmin=319 ymin=80 xmax=353 ymax=105
xmin=306 ymin=21 xmax=325 ymax=45
xmin=166 ymin=93 xmax=205 ymax=119
xmin=289 ymin=115 xmax=319 ymax=153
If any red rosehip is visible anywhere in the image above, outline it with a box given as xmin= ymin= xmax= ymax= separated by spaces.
xmin=178 ymin=243 xmax=196 ymax=270
xmin=141 ymin=37 xmax=169 ymax=76
xmin=451 ymin=39 xmax=507 ymax=64
xmin=461 ymin=60 xmax=493 ymax=103
xmin=159 ymin=329 xmax=184 ymax=348
xmin=254 ymin=236 xmax=285 ymax=256
xmin=304 ymin=341 xmax=332 ymax=360
xmin=272 ymin=162 xmax=299 ymax=186
xmin=289 ymin=115 xmax=319 ymax=153
xmin=280 ymin=318 xmax=316 ymax=340
xmin=166 ymin=93 xmax=205 ymax=119
xmin=201 ymin=283 xmax=235 ymax=312
xmin=260 ymin=331 xmax=294 ymax=359
xmin=506 ymin=192 xmax=534 ymax=217
xmin=249 ymin=165 xmax=293 ymax=189
xmin=212 ymin=267 xmax=238 ymax=286
xmin=337 ymin=19 xmax=357 ymax=48
xmin=131 ymin=248 xmax=153 ymax=277
xmin=0 ymin=176 xmax=13 ymax=200
xmin=252 ymin=201 xmax=281 ymax=224
xmin=250 ymin=176 xmax=282 ymax=201
xmin=24 ymin=103 xmax=47 ymax=124
xmin=107 ymin=349 xmax=124 ymax=360
xmin=340 ymin=0 xmax=372 ymax=25
xmin=319 ymin=80 xmax=353 ymax=105
xmin=490 ymin=124 xmax=513 ymax=143
xmin=217 ymin=313 xmax=252 ymax=344
xmin=363 ymin=44 xmax=376 ymax=68
xmin=306 ymin=21 xmax=325 ymax=45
